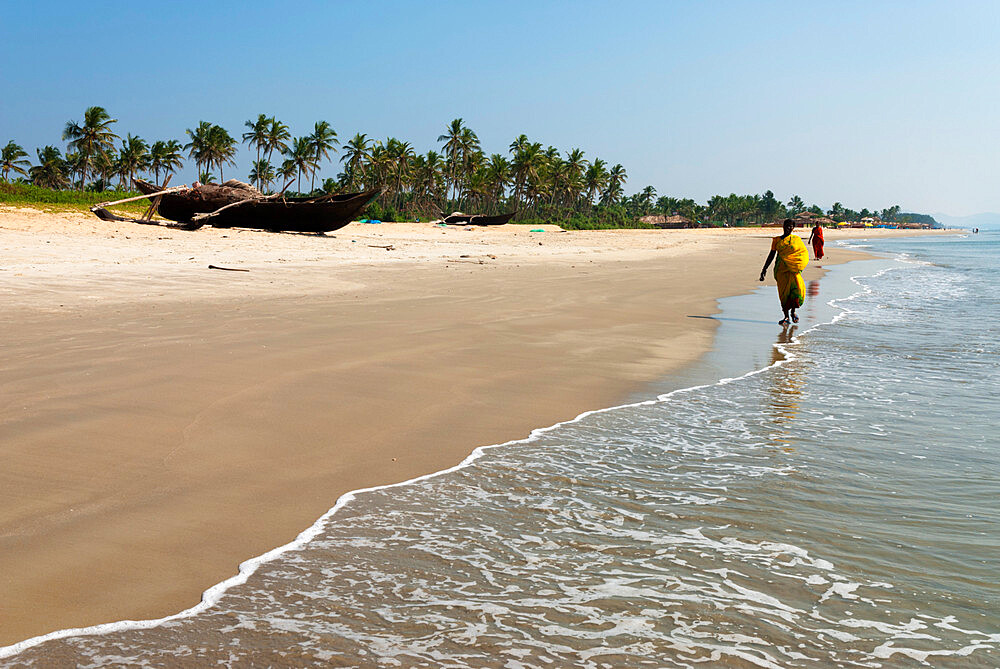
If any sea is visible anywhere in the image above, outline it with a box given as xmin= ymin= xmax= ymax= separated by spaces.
xmin=2 ymin=232 xmax=998 ymax=668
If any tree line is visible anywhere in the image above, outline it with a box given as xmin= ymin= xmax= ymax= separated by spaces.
xmin=2 ymin=106 xmax=914 ymax=226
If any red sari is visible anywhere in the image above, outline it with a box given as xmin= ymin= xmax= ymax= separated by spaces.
xmin=811 ymin=226 xmax=825 ymax=260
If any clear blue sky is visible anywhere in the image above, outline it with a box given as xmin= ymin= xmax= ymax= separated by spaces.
xmin=2 ymin=0 xmax=998 ymax=215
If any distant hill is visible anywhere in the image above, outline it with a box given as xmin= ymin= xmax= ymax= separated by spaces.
xmin=931 ymin=212 xmax=1000 ymax=230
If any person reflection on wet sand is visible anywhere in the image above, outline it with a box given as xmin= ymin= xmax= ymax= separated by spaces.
xmin=767 ymin=325 xmax=806 ymax=448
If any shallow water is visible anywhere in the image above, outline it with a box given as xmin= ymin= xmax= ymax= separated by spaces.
xmin=4 ymin=233 xmax=998 ymax=667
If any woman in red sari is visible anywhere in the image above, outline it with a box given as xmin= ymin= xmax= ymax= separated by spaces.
xmin=808 ymin=224 xmax=825 ymax=260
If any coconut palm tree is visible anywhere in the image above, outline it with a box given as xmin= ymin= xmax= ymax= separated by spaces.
xmin=308 ymin=120 xmax=338 ymax=192
xmin=284 ymin=136 xmax=316 ymax=193
xmin=264 ymin=118 xmax=291 ymax=168
xmin=483 ymin=154 xmax=511 ymax=213
xmin=149 ymin=140 xmax=184 ymax=185
xmin=242 ymin=114 xmax=271 ymax=187
xmin=90 ymin=149 xmax=115 ymax=189
xmin=437 ymin=118 xmax=466 ymax=201
xmin=634 ymin=185 xmax=656 ymax=214
xmin=786 ymin=194 xmax=805 ymax=216
xmin=601 ymin=164 xmax=627 ymax=205
xmin=583 ymin=159 xmax=608 ymax=205
xmin=248 ymin=159 xmax=276 ymax=193
xmin=184 ymin=121 xmax=213 ymax=181
xmin=116 ymin=134 xmax=150 ymax=188
xmin=277 ymin=159 xmax=297 ymax=190
xmin=383 ymin=137 xmax=414 ymax=207
xmin=1 ymin=141 xmax=30 ymax=182
xmin=205 ymin=125 xmax=237 ymax=181
xmin=29 ymin=146 xmax=69 ymax=189
xmin=510 ymin=141 xmax=544 ymax=211
xmin=62 ymin=106 xmax=119 ymax=189
xmin=563 ymin=149 xmax=587 ymax=207
xmin=458 ymin=127 xmax=481 ymax=195
xmin=340 ymin=133 xmax=371 ymax=190
xmin=411 ymin=150 xmax=444 ymax=206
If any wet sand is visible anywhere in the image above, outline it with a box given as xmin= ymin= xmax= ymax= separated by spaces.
xmin=0 ymin=207 xmax=948 ymax=645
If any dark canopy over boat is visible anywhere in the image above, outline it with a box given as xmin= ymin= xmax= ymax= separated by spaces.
xmin=442 ymin=211 xmax=516 ymax=226
xmin=135 ymin=179 xmax=379 ymax=233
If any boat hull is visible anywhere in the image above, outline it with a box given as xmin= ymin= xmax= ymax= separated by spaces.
xmin=207 ymin=191 xmax=380 ymax=233
xmin=135 ymin=180 xmax=378 ymax=233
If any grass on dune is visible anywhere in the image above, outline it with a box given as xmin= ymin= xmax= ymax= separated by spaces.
xmin=0 ymin=182 xmax=151 ymax=214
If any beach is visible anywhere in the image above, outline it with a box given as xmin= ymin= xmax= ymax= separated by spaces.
xmin=0 ymin=207 xmax=949 ymax=647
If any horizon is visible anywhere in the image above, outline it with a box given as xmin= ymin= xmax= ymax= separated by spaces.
xmin=3 ymin=1 xmax=999 ymax=217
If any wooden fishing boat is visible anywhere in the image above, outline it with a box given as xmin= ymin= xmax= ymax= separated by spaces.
xmin=135 ymin=179 xmax=379 ymax=233
xmin=443 ymin=212 xmax=515 ymax=226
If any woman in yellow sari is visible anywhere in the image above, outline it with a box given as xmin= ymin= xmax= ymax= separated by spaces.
xmin=759 ymin=219 xmax=809 ymax=325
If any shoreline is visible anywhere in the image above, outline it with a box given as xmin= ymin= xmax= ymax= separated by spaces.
xmin=0 ymin=206 xmax=953 ymax=647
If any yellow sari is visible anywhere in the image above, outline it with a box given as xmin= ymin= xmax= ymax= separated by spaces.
xmin=771 ymin=234 xmax=809 ymax=309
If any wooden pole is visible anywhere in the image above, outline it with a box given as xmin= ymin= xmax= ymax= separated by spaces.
xmin=92 ymin=186 xmax=189 ymax=210
xmin=141 ymin=174 xmax=172 ymax=222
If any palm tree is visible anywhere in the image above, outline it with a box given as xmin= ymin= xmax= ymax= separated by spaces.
xmin=277 ymin=159 xmax=297 ymax=190
xmin=563 ymin=149 xmax=587 ymax=207
xmin=63 ymin=151 xmax=84 ymax=187
xmin=437 ymin=118 xmax=466 ymax=201
xmin=384 ymin=138 xmax=414 ymax=207
xmin=510 ymin=141 xmax=544 ymax=210
xmin=583 ymin=159 xmax=608 ymax=205
xmin=828 ymin=202 xmax=845 ymax=221
xmin=308 ymin=120 xmax=338 ymax=193
xmin=90 ymin=149 xmax=115 ymax=189
xmin=1 ymin=141 xmax=30 ymax=182
xmin=483 ymin=154 xmax=511 ymax=213
xmin=149 ymin=140 xmax=184 ymax=185
xmin=412 ymin=150 xmax=443 ymax=206
xmin=184 ymin=121 xmax=213 ymax=180
xmin=62 ymin=106 xmax=119 ymax=189
xmin=340 ymin=133 xmax=371 ymax=190
xmin=199 ymin=171 xmax=217 ymax=184
xmin=601 ymin=164 xmax=627 ymax=205
xmin=284 ymin=136 xmax=316 ymax=193
xmin=29 ymin=146 xmax=69 ymax=189
xmin=206 ymin=125 xmax=237 ymax=181
xmin=638 ymin=185 xmax=657 ymax=213
xmin=786 ymin=194 xmax=805 ymax=216
xmin=248 ymin=160 xmax=276 ymax=192
xmin=116 ymin=134 xmax=150 ymax=188
xmin=264 ymin=118 xmax=291 ymax=168
xmin=242 ymin=114 xmax=271 ymax=189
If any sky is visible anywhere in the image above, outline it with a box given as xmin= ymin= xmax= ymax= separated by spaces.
xmin=2 ymin=0 xmax=999 ymax=216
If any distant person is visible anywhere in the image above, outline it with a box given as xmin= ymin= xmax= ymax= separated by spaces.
xmin=760 ymin=218 xmax=809 ymax=325
xmin=808 ymin=223 xmax=825 ymax=260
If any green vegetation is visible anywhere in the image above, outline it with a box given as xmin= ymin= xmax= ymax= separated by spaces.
xmin=2 ymin=106 xmax=936 ymax=227
xmin=0 ymin=182 xmax=148 ymax=213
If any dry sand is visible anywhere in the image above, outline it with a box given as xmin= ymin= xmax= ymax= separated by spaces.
xmin=0 ymin=206 xmax=953 ymax=645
